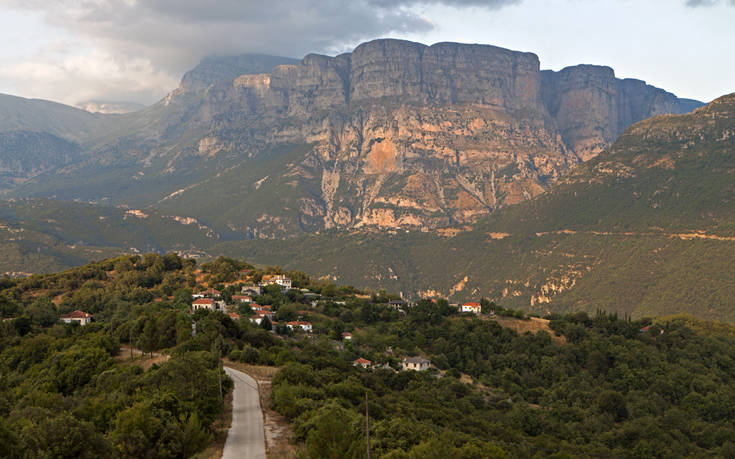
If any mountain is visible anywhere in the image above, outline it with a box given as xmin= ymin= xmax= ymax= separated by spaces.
xmin=210 ymin=92 xmax=735 ymax=321
xmin=76 ymin=100 xmax=147 ymax=114
xmin=0 ymin=93 xmax=123 ymax=193
xmin=1 ymin=93 xmax=732 ymax=320
xmin=4 ymin=40 xmax=701 ymax=236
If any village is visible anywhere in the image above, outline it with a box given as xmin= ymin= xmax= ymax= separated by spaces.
xmin=60 ymin=266 xmax=499 ymax=376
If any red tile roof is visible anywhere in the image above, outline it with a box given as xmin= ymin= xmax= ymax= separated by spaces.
xmin=193 ymin=298 xmax=214 ymax=305
xmin=354 ymin=358 xmax=372 ymax=365
xmin=61 ymin=310 xmax=93 ymax=319
xmin=462 ymin=302 xmax=481 ymax=307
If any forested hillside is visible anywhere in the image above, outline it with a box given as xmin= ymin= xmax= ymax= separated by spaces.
xmin=2 ymin=255 xmax=735 ymax=457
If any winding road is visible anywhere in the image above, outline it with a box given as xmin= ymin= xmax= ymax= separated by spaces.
xmin=222 ymin=367 xmax=266 ymax=459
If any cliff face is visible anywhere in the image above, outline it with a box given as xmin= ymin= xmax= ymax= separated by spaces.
xmin=540 ymin=65 xmax=698 ymax=161
xmin=5 ymin=39 xmax=702 ymax=237
xmin=158 ymin=39 xmax=698 ymax=235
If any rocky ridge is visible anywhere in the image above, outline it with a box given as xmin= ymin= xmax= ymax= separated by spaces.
xmin=155 ymin=39 xmax=699 ymax=234
xmin=4 ymin=39 xmax=702 ymax=237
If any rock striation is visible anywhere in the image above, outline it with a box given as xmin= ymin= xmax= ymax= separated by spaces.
xmin=4 ymin=39 xmax=703 ymax=237
xmin=156 ymin=39 xmax=700 ymax=235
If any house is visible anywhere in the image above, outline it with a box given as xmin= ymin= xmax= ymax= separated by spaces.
xmin=228 ymin=312 xmax=242 ymax=320
xmin=640 ymin=325 xmax=651 ymax=333
xmin=260 ymin=274 xmax=292 ymax=292
xmin=192 ymin=298 xmax=225 ymax=311
xmin=252 ymin=308 xmax=274 ymax=320
xmin=461 ymin=302 xmax=482 ymax=314
xmin=402 ymin=356 xmax=431 ymax=371
xmin=389 ymin=299 xmax=406 ymax=310
xmin=241 ymin=284 xmax=262 ymax=296
xmin=286 ymin=321 xmax=312 ymax=332
xmin=60 ymin=310 xmax=93 ymax=326
xmin=193 ymin=289 xmax=221 ymax=299
xmin=353 ymin=358 xmax=372 ymax=369
xmin=232 ymin=295 xmax=252 ymax=303
xmin=342 ymin=332 xmax=353 ymax=341
xmin=250 ymin=314 xmax=265 ymax=325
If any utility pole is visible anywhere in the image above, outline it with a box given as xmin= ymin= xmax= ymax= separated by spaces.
xmin=366 ymin=392 xmax=371 ymax=459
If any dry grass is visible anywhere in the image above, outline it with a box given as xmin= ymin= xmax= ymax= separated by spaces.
xmin=482 ymin=315 xmax=567 ymax=345
xmin=115 ymin=346 xmax=170 ymax=370
xmin=223 ymin=359 xmax=302 ymax=458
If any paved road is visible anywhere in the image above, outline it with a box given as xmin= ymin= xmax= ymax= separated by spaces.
xmin=223 ymin=367 xmax=266 ymax=459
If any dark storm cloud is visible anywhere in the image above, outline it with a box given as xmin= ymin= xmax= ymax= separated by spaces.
xmin=0 ymin=0 xmax=521 ymax=104
xmin=1 ymin=0 xmax=518 ymax=75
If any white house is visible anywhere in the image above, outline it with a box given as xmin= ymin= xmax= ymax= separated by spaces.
xmin=193 ymin=289 xmax=221 ymax=299
xmin=402 ymin=356 xmax=431 ymax=371
xmin=461 ymin=302 xmax=482 ymax=314
xmin=60 ymin=310 xmax=93 ymax=326
xmin=231 ymin=295 xmax=252 ymax=304
xmin=192 ymin=298 xmax=225 ymax=311
xmin=260 ymin=274 xmax=292 ymax=292
xmin=286 ymin=321 xmax=312 ymax=332
xmin=353 ymin=358 xmax=372 ymax=369
xmin=252 ymin=308 xmax=274 ymax=320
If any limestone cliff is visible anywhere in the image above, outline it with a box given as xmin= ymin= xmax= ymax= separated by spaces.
xmin=157 ymin=39 xmax=699 ymax=235
xmin=541 ymin=65 xmax=699 ymax=161
xmin=7 ymin=39 xmax=702 ymax=237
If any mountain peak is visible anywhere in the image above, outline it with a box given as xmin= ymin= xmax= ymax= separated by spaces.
xmin=179 ymin=53 xmax=299 ymax=91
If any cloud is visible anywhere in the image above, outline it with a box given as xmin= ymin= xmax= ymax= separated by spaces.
xmin=0 ymin=0 xmax=520 ymax=105
xmin=685 ymin=0 xmax=735 ymax=6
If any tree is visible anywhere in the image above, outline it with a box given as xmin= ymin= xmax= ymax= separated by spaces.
xmin=261 ymin=316 xmax=272 ymax=331
xmin=0 ymin=296 xmax=20 ymax=318
xmin=598 ymin=390 xmax=628 ymax=422
xmin=27 ymin=297 xmax=58 ymax=326
xmin=137 ymin=317 xmax=158 ymax=357
xmin=305 ymin=403 xmax=363 ymax=459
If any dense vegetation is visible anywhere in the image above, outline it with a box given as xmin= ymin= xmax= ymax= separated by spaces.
xmin=272 ymin=307 xmax=735 ymax=458
xmin=0 ymin=254 xmax=258 ymax=457
xmin=3 ymin=95 xmax=735 ymax=322
xmin=3 ymin=254 xmax=735 ymax=457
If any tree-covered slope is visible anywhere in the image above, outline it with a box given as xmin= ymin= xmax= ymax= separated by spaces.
xmin=213 ymin=93 xmax=735 ymax=320
xmin=1 ymin=94 xmax=732 ymax=320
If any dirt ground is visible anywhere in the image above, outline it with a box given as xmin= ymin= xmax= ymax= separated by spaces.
xmin=485 ymin=315 xmax=567 ymax=344
xmin=115 ymin=346 xmax=170 ymax=370
xmin=223 ymin=359 xmax=302 ymax=458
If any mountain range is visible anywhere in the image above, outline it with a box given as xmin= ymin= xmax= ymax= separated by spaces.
xmin=1 ymin=39 xmax=700 ymax=234
xmin=3 ymin=39 xmax=734 ymax=320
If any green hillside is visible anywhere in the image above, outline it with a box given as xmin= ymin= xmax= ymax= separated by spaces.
xmin=1 ymin=94 xmax=734 ymax=321
xmin=212 ymin=93 xmax=735 ymax=320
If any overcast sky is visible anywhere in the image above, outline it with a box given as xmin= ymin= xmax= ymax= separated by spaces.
xmin=0 ymin=0 xmax=732 ymax=106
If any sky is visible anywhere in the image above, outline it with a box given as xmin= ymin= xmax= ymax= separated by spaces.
xmin=0 ymin=0 xmax=733 ymax=107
